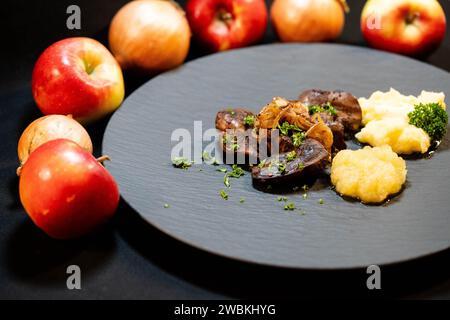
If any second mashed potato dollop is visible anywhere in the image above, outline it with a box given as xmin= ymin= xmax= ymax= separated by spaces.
xmin=331 ymin=146 xmax=407 ymax=203
xmin=355 ymin=88 xmax=446 ymax=154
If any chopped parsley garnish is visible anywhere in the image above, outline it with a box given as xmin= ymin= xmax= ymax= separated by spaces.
xmin=163 ymin=203 xmax=170 ymax=208
xmin=292 ymin=131 xmax=306 ymax=147
xmin=318 ymin=198 xmax=324 ymax=205
xmin=284 ymin=202 xmax=296 ymax=211
xmin=244 ymin=115 xmax=255 ymax=127
xmin=239 ymin=197 xmax=245 ymax=203
xmin=224 ymin=174 xmax=230 ymax=188
xmin=308 ymin=102 xmax=337 ymax=116
xmin=228 ymin=164 xmax=245 ymax=178
xmin=222 ymin=164 xmax=245 ymax=187
xmin=408 ymin=102 xmax=448 ymax=141
xmin=222 ymin=134 xmax=229 ymax=144
xmin=277 ymin=196 xmax=288 ymax=202
xmin=258 ymin=159 xmax=267 ymax=168
xmin=278 ymin=121 xmax=302 ymax=136
xmin=298 ymin=162 xmax=305 ymax=170
xmin=231 ymin=143 xmax=240 ymax=151
xmin=172 ymin=157 xmax=193 ymax=169
xmin=302 ymin=193 xmax=308 ymax=200
xmin=278 ymin=163 xmax=287 ymax=174
xmin=202 ymin=151 xmax=211 ymax=161
xmin=219 ymin=189 xmax=229 ymax=200
xmin=286 ymin=151 xmax=296 ymax=162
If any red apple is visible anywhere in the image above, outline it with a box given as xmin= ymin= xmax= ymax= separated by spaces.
xmin=32 ymin=37 xmax=125 ymax=123
xmin=361 ymin=0 xmax=446 ymax=56
xmin=19 ymin=139 xmax=120 ymax=239
xmin=186 ymin=0 xmax=268 ymax=52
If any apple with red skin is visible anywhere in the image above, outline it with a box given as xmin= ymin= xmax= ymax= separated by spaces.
xmin=361 ymin=0 xmax=446 ymax=56
xmin=19 ymin=139 xmax=120 ymax=239
xmin=186 ymin=0 xmax=268 ymax=52
xmin=32 ymin=37 xmax=125 ymax=123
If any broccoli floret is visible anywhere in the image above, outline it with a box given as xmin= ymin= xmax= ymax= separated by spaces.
xmin=408 ymin=102 xmax=448 ymax=141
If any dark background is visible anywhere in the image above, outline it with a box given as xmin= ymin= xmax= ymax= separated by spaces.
xmin=1 ymin=0 xmax=450 ymax=299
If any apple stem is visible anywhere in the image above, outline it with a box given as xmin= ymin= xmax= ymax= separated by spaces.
xmin=406 ymin=12 xmax=420 ymax=24
xmin=96 ymin=155 xmax=111 ymax=164
xmin=337 ymin=0 xmax=350 ymax=13
xmin=218 ymin=10 xmax=233 ymax=27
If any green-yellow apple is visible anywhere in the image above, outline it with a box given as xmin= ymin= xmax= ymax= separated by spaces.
xmin=32 ymin=37 xmax=125 ymax=123
xmin=361 ymin=0 xmax=446 ymax=56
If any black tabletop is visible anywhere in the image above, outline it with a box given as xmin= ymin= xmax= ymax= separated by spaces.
xmin=1 ymin=0 xmax=450 ymax=299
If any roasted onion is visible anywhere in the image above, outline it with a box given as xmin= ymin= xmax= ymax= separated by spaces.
xmin=17 ymin=115 xmax=93 ymax=171
xmin=256 ymin=97 xmax=312 ymax=130
xmin=109 ymin=0 xmax=191 ymax=75
xmin=271 ymin=0 xmax=348 ymax=42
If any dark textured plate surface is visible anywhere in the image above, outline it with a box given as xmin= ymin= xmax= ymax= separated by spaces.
xmin=103 ymin=43 xmax=450 ymax=269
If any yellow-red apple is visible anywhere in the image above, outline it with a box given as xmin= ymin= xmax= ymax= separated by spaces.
xmin=32 ymin=37 xmax=125 ymax=123
xmin=361 ymin=0 xmax=446 ymax=56
xmin=19 ymin=139 xmax=120 ymax=239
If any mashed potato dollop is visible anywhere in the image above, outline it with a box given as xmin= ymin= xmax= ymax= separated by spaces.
xmin=331 ymin=145 xmax=407 ymax=203
xmin=355 ymin=88 xmax=446 ymax=154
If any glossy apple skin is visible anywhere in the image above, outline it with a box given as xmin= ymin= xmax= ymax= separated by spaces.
xmin=19 ymin=139 xmax=120 ymax=239
xmin=361 ymin=0 xmax=446 ymax=56
xmin=32 ymin=37 xmax=125 ymax=123
xmin=186 ymin=0 xmax=268 ymax=52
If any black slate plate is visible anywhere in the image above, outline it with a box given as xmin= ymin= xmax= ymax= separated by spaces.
xmin=103 ymin=43 xmax=450 ymax=269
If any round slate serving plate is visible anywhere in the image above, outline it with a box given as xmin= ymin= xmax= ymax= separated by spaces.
xmin=103 ymin=43 xmax=450 ymax=269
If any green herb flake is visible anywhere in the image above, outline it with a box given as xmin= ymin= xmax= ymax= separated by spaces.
xmin=239 ymin=197 xmax=245 ymax=203
xmin=277 ymin=196 xmax=288 ymax=202
xmin=278 ymin=163 xmax=287 ymax=174
xmin=163 ymin=203 xmax=170 ymax=208
xmin=298 ymin=162 xmax=305 ymax=170
xmin=308 ymin=102 xmax=337 ymax=116
xmin=172 ymin=157 xmax=193 ymax=170
xmin=231 ymin=143 xmax=240 ymax=151
xmin=219 ymin=189 xmax=229 ymax=200
xmin=224 ymin=174 xmax=230 ymax=188
xmin=202 ymin=151 xmax=211 ymax=161
xmin=302 ymin=193 xmax=308 ymax=200
xmin=244 ymin=115 xmax=255 ymax=127
xmin=228 ymin=164 xmax=245 ymax=178
xmin=258 ymin=159 xmax=267 ymax=168
xmin=284 ymin=202 xmax=296 ymax=211
xmin=278 ymin=121 xmax=302 ymax=136
xmin=286 ymin=151 xmax=296 ymax=162
xmin=292 ymin=132 xmax=306 ymax=147
xmin=217 ymin=168 xmax=228 ymax=173
xmin=318 ymin=198 xmax=324 ymax=205
xmin=222 ymin=134 xmax=229 ymax=144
